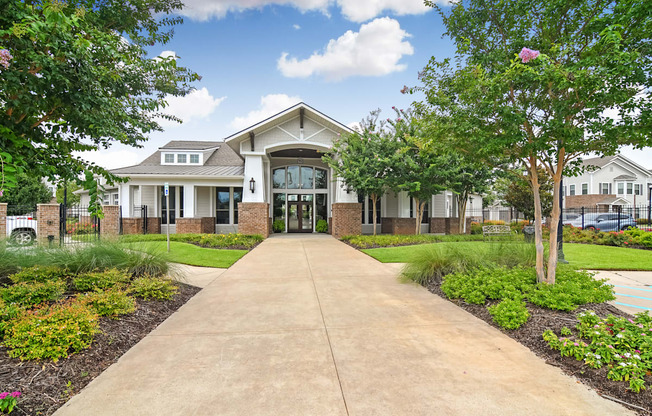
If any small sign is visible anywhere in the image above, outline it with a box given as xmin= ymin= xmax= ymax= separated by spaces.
xmin=164 ymin=182 xmax=169 ymax=196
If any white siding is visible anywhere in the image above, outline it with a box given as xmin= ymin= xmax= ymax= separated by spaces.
xmin=141 ymin=186 xmax=156 ymax=217
xmin=196 ymin=187 xmax=212 ymax=217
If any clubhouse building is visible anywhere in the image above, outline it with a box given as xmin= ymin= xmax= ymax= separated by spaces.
xmin=85 ymin=103 xmax=481 ymax=237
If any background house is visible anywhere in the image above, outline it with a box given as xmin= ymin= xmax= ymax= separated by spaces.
xmin=564 ymin=155 xmax=651 ymax=210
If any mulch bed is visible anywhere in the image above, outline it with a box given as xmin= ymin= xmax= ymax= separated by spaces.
xmin=0 ymin=283 xmax=201 ymax=416
xmin=425 ymin=281 xmax=652 ymax=415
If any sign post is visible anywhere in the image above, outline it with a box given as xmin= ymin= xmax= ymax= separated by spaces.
xmin=164 ymin=183 xmax=170 ymax=252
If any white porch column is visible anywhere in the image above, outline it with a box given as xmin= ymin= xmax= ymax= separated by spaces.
xmin=120 ymin=184 xmax=131 ymax=217
xmin=397 ymin=191 xmax=411 ymax=218
xmin=334 ymin=176 xmax=358 ymax=203
xmin=243 ymin=155 xmax=265 ymax=203
xmin=183 ymin=184 xmax=195 ymax=218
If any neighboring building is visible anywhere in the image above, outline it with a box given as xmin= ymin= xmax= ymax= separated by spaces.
xmin=564 ymin=155 xmax=652 ymax=209
xmin=80 ymin=103 xmax=481 ymax=236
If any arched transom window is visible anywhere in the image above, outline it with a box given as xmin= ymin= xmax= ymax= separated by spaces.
xmin=273 ymin=166 xmax=327 ymax=190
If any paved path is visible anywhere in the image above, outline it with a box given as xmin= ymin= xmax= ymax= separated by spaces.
xmin=595 ymin=270 xmax=652 ymax=315
xmin=56 ymin=235 xmax=630 ymax=416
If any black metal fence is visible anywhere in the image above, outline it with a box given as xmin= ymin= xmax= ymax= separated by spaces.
xmin=60 ymin=204 xmax=101 ymax=245
xmin=133 ymin=205 xmax=148 ymax=234
xmin=5 ymin=205 xmax=38 ymax=246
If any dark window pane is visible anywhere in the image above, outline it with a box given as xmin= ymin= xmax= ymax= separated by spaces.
xmin=179 ymin=186 xmax=184 ymax=218
xmin=216 ymin=187 xmax=230 ymax=224
xmin=233 ymin=187 xmax=242 ymax=224
xmin=287 ymin=166 xmax=299 ymax=189
xmin=301 ymin=194 xmax=313 ymax=202
xmin=316 ymin=194 xmax=327 ymax=222
xmin=358 ymin=194 xmax=365 ymax=223
xmin=315 ymin=168 xmax=327 ymax=189
xmin=301 ymin=167 xmax=313 ymax=189
xmin=273 ymin=193 xmax=286 ymax=222
xmin=217 ymin=211 xmax=230 ymax=224
xmin=161 ymin=187 xmax=176 ymax=224
xmin=273 ymin=168 xmax=286 ymax=189
xmin=216 ymin=187 xmax=230 ymax=210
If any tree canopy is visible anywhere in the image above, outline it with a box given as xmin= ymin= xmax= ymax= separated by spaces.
xmin=0 ymin=173 xmax=52 ymax=208
xmin=0 ymin=0 xmax=199 ymax=193
xmin=413 ymin=0 xmax=652 ymax=283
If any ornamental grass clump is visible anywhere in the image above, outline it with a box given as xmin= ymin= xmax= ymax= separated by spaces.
xmin=543 ymin=311 xmax=652 ymax=393
xmin=3 ymin=301 xmax=99 ymax=361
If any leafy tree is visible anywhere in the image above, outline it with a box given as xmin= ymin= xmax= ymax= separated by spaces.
xmin=415 ymin=0 xmax=651 ymax=283
xmin=0 ymin=173 xmax=52 ymax=208
xmin=323 ymin=110 xmax=398 ymax=235
xmin=387 ymin=108 xmax=455 ymax=235
xmin=448 ymin=155 xmax=494 ymax=232
xmin=503 ymin=168 xmax=553 ymax=221
xmin=56 ymin=181 xmax=81 ymax=205
xmin=0 ymin=0 xmax=198 ymax=197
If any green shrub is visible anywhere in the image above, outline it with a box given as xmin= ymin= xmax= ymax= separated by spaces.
xmin=9 ymin=266 xmax=70 ymax=284
xmin=72 ymin=269 xmax=131 ymax=292
xmin=441 ymin=267 xmax=536 ymax=304
xmin=129 ymin=277 xmax=177 ymax=300
xmin=315 ymin=219 xmax=328 ymax=233
xmin=342 ymin=233 xmax=484 ymax=249
xmin=120 ymin=233 xmax=263 ymax=249
xmin=0 ymin=299 xmax=23 ymax=337
xmin=528 ymin=269 xmax=615 ymax=311
xmin=488 ymin=297 xmax=530 ymax=329
xmin=273 ymin=220 xmax=285 ymax=233
xmin=0 ymin=280 xmax=66 ymax=308
xmin=78 ymin=290 xmax=136 ymax=318
xmin=3 ymin=301 xmax=100 ymax=361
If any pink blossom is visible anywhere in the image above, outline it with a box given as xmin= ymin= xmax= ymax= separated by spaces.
xmin=0 ymin=49 xmax=11 ymax=69
xmin=0 ymin=392 xmax=8 ymax=399
xmin=518 ymin=47 xmax=540 ymax=63
xmin=11 ymin=391 xmax=21 ymax=398
xmin=0 ymin=189 xmax=3 ymax=197
xmin=400 ymin=85 xmax=409 ymax=94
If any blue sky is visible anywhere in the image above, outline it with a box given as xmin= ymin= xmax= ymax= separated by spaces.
xmin=80 ymin=0 xmax=651 ymax=170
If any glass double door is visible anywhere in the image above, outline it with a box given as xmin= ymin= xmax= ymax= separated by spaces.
xmin=287 ymin=195 xmax=313 ymax=233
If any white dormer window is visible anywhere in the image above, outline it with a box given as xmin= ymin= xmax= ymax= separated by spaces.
xmin=177 ymin=154 xmax=187 ymax=163
xmin=161 ymin=151 xmax=204 ymax=165
xmin=189 ymin=154 xmax=199 ymax=164
xmin=164 ymin=154 xmax=174 ymax=163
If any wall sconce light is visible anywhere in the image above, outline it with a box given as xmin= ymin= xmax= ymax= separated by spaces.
xmin=249 ymin=177 xmax=256 ymax=193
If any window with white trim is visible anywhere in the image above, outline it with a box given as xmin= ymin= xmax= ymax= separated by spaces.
xmin=599 ymin=183 xmax=610 ymax=195
xmin=164 ymin=154 xmax=174 ymax=163
xmin=581 ymin=183 xmax=588 ymax=195
xmin=569 ymin=184 xmax=576 ymax=196
xmin=189 ymin=154 xmax=199 ymax=164
xmin=177 ymin=154 xmax=187 ymax=163
xmin=617 ymin=182 xmax=624 ymax=195
xmin=635 ymin=184 xmax=642 ymax=195
xmin=627 ymin=183 xmax=633 ymax=195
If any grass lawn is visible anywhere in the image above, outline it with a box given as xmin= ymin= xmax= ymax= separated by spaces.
xmin=126 ymin=241 xmax=248 ymax=268
xmin=363 ymin=242 xmax=652 ymax=271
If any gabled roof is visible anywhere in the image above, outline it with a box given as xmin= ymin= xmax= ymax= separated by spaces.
xmin=580 ymin=155 xmax=617 ymax=169
xmin=111 ymin=140 xmax=244 ymax=177
xmin=224 ymin=102 xmax=353 ymax=152
xmin=581 ymin=154 xmax=651 ymax=178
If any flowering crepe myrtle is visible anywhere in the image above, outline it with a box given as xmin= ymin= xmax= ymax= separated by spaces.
xmin=518 ymin=47 xmax=540 ymax=63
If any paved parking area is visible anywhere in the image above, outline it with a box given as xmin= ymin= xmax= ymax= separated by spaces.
xmin=594 ymin=270 xmax=652 ymax=315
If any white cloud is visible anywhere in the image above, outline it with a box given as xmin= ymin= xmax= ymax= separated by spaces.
xmin=231 ymin=94 xmax=302 ymax=130
xmin=158 ymin=50 xmax=178 ymax=59
xmin=75 ymin=150 xmax=142 ymax=170
xmin=277 ymin=17 xmax=413 ymax=81
xmin=178 ymin=0 xmax=436 ymax=22
xmin=336 ymin=0 xmax=430 ymax=22
xmin=293 ymin=24 xmax=301 ymax=30
xmin=158 ymin=88 xmax=226 ymax=127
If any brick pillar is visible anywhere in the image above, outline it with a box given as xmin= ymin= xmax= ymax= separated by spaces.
xmin=176 ymin=217 xmax=215 ymax=234
xmin=238 ymin=203 xmax=269 ymax=237
xmin=331 ymin=203 xmax=362 ymax=239
xmin=121 ymin=218 xmax=143 ymax=234
xmin=0 ymin=203 xmax=6 ymax=240
xmin=147 ymin=218 xmax=161 ymax=234
xmin=101 ymin=205 xmax=121 ymax=237
xmin=37 ymin=204 xmax=60 ymax=244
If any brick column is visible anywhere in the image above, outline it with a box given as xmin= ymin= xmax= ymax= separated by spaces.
xmin=0 ymin=203 xmax=6 ymax=240
xmin=101 ymin=205 xmax=121 ymax=237
xmin=121 ymin=218 xmax=144 ymax=234
xmin=331 ymin=203 xmax=362 ymax=239
xmin=147 ymin=218 xmax=161 ymax=234
xmin=238 ymin=203 xmax=269 ymax=237
xmin=37 ymin=204 xmax=60 ymax=244
xmin=381 ymin=217 xmax=416 ymax=235
xmin=176 ymin=217 xmax=215 ymax=234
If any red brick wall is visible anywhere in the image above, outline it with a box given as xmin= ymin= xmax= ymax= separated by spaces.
xmin=122 ymin=218 xmax=144 ymax=235
xmin=147 ymin=217 xmax=161 ymax=234
xmin=37 ymin=204 xmax=60 ymax=243
xmin=238 ymin=203 xmax=269 ymax=237
xmin=430 ymin=217 xmax=473 ymax=234
xmin=566 ymin=194 xmax=614 ymax=209
xmin=176 ymin=217 xmax=215 ymax=234
xmin=331 ymin=203 xmax=362 ymax=239
xmin=0 ymin=203 xmax=6 ymax=240
xmin=381 ymin=217 xmax=417 ymax=235
xmin=101 ymin=205 xmax=120 ymax=237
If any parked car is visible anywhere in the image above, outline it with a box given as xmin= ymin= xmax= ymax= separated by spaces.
xmin=562 ymin=212 xmax=580 ymax=225
xmin=568 ymin=213 xmax=637 ymax=232
xmin=6 ymin=214 xmax=38 ymax=245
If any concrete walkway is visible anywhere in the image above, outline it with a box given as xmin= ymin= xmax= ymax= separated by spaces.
xmin=595 ymin=270 xmax=652 ymax=315
xmin=56 ymin=235 xmax=630 ymax=416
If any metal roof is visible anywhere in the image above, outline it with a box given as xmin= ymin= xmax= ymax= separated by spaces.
xmin=110 ymin=165 xmax=244 ymax=177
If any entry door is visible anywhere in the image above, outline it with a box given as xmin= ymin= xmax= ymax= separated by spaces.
xmin=287 ymin=200 xmax=313 ymax=233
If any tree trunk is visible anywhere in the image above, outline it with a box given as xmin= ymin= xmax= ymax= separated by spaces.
xmin=546 ymin=155 xmax=565 ymax=285
xmin=371 ymin=194 xmax=378 ymax=236
xmin=414 ymin=197 xmax=423 ymax=235
xmin=528 ymin=157 xmax=546 ymax=283
xmin=456 ymin=193 xmax=468 ymax=234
